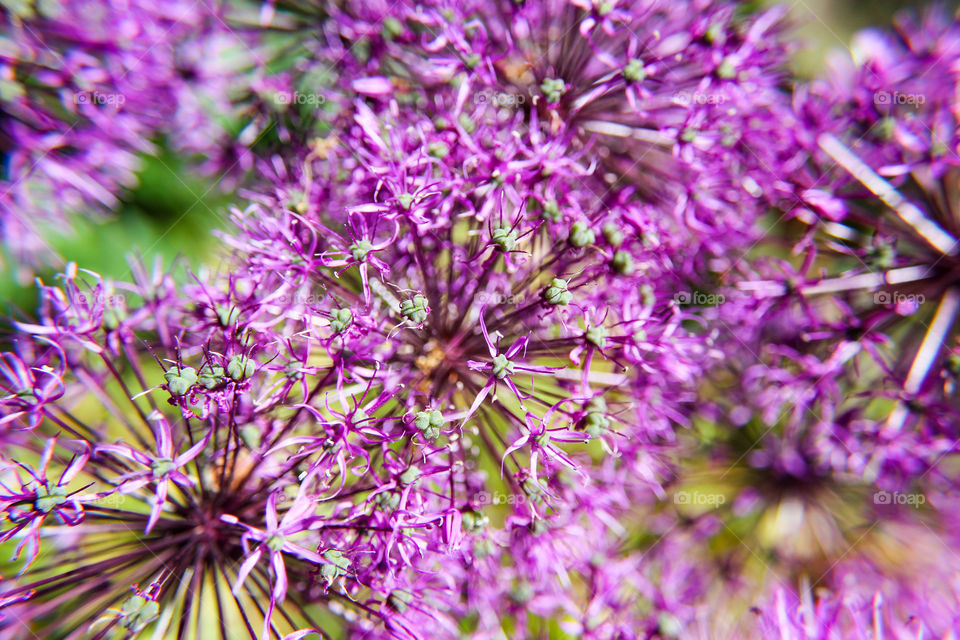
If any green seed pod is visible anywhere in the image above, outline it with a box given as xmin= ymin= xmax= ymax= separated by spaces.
xmin=164 ymin=366 xmax=197 ymax=397
xmin=197 ymin=364 xmax=226 ymax=390
xmin=400 ymin=294 xmax=430 ymax=324
xmin=623 ymin=58 xmax=646 ymax=82
xmin=716 ymin=57 xmax=737 ymax=79
xmin=540 ymin=77 xmax=567 ymax=104
xmin=396 ymin=193 xmax=415 ymax=210
xmin=492 ymin=353 xmax=515 ymax=380
xmin=569 ymin=221 xmax=595 ymax=248
xmin=586 ymin=326 xmax=608 ymax=349
xmin=34 ymin=484 xmax=67 ymax=513
xmin=414 ymin=409 xmax=444 ymax=440
xmin=227 ymin=355 xmax=255 ymax=382
xmin=329 ymin=308 xmax=353 ymax=334
xmin=603 ymin=223 xmax=624 ymax=247
xmin=457 ymin=113 xmax=476 ymax=133
xmin=120 ymin=594 xmax=160 ymax=632
xmin=542 ymin=199 xmax=562 ymax=222
xmin=612 ymin=250 xmax=635 ymax=275
xmin=543 ymin=278 xmax=572 ymax=305
xmin=491 ymin=227 xmax=519 ymax=252
xmin=376 ymin=491 xmax=401 ymax=511
xmin=349 ymin=239 xmax=374 ymax=262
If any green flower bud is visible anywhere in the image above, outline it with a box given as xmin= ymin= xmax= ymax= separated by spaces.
xmin=329 ymin=308 xmax=352 ymax=334
xmin=197 ymin=364 xmax=226 ymax=390
xmin=349 ymin=239 xmax=374 ymax=262
xmin=612 ymin=250 xmax=635 ymax=275
xmin=603 ymin=223 xmax=624 ymax=247
xmin=164 ymin=366 xmax=197 ymax=397
xmin=414 ymin=409 xmax=444 ymax=440
xmin=623 ymin=58 xmax=646 ymax=82
xmin=540 ymin=77 xmax=567 ymax=104
xmin=543 ymin=278 xmax=572 ymax=305
xmin=569 ymin=221 xmax=595 ymax=247
xmin=400 ymin=294 xmax=429 ymax=324
xmin=542 ymin=199 xmax=562 ymax=222
xmin=586 ymin=326 xmax=607 ymax=349
xmin=491 ymin=227 xmax=519 ymax=252
xmin=227 ymin=355 xmax=255 ymax=382
xmin=492 ymin=353 xmax=515 ymax=379
xmin=34 ymin=484 xmax=67 ymax=513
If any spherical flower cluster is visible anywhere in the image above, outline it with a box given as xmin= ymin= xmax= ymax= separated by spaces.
xmin=0 ymin=0 xmax=238 ymax=270
xmin=4 ymin=1 xmax=960 ymax=639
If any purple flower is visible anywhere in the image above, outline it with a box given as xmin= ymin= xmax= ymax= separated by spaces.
xmin=96 ymin=411 xmax=210 ymax=533
xmin=0 ymin=1 xmax=234 ymax=268
xmin=0 ymin=435 xmax=89 ymax=571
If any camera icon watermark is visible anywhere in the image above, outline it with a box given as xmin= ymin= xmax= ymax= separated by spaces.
xmin=75 ymin=91 xmax=126 ymax=107
xmin=873 ymin=490 xmax=925 ymax=507
xmin=674 ymin=291 xmax=725 ymax=306
xmin=275 ymin=91 xmax=326 ymax=106
xmin=474 ymin=490 xmax=529 ymax=506
xmin=75 ymin=292 xmax=127 ymax=307
xmin=674 ymin=491 xmax=726 ymax=507
xmin=674 ymin=91 xmax=726 ymax=106
xmin=874 ymin=91 xmax=926 ymax=106
xmin=874 ymin=291 xmax=925 ymax=306
xmin=476 ymin=291 xmax=525 ymax=305
xmin=88 ymin=492 xmax=127 ymax=508
xmin=475 ymin=91 xmax=527 ymax=108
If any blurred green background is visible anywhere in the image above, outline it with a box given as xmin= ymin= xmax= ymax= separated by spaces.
xmin=1 ymin=0 xmax=957 ymax=313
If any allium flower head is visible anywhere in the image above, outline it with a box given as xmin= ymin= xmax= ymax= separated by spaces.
xmin=0 ymin=1 xmax=232 ymax=269
xmin=735 ymin=7 xmax=960 ymax=487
